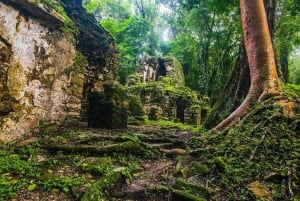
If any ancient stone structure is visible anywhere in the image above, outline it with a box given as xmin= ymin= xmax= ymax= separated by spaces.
xmin=129 ymin=56 xmax=185 ymax=87
xmin=0 ymin=0 xmax=119 ymax=142
xmin=127 ymin=57 xmax=209 ymax=125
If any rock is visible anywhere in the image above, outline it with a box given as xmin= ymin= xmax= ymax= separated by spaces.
xmin=172 ymin=179 xmax=212 ymax=200
xmin=246 ymin=181 xmax=272 ymax=201
xmin=16 ymin=137 xmax=39 ymax=147
xmin=160 ymin=148 xmax=187 ymax=155
xmin=264 ymin=171 xmax=286 ymax=183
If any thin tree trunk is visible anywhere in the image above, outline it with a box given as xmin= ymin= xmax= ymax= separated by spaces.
xmin=280 ymin=47 xmax=289 ymax=83
xmin=214 ymin=0 xmax=282 ymax=130
xmin=205 ymin=41 xmax=249 ymax=128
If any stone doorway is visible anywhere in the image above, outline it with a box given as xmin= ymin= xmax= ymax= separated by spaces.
xmin=176 ymin=99 xmax=185 ymax=123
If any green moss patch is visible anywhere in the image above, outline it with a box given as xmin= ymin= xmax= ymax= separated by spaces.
xmin=188 ymin=100 xmax=300 ymax=200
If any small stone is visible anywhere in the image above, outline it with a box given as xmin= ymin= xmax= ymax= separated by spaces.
xmin=247 ymin=181 xmax=272 ymax=201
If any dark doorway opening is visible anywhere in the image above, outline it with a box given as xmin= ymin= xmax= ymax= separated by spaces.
xmin=156 ymin=58 xmax=167 ymax=80
xmin=176 ymin=99 xmax=185 ymax=123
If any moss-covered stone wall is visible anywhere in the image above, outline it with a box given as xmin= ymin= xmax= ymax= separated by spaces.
xmin=0 ymin=0 xmax=118 ymax=142
xmin=127 ymin=57 xmax=209 ymax=125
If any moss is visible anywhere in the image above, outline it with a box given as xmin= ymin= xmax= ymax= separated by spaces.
xmin=160 ymin=56 xmax=185 ymax=87
xmin=126 ymin=72 xmax=210 ymax=124
xmin=173 ymin=179 xmax=212 ymax=199
xmin=172 ymin=190 xmax=207 ymax=201
xmin=88 ymin=81 xmax=128 ymax=129
xmin=32 ymin=0 xmax=78 ymax=41
xmin=81 ymin=165 xmax=123 ymax=201
xmin=214 ymin=157 xmax=228 ymax=173
xmin=190 ymin=162 xmax=210 ymax=175
xmin=80 ymin=157 xmax=113 ymax=175
xmin=284 ymin=84 xmax=300 ymax=101
xmin=128 ymin=95 xmax=145 ymax=124
xmin=145 ymin=119 xmax=200 ymax=131
xmin=188 ymin=100 xmax=300 ymax=200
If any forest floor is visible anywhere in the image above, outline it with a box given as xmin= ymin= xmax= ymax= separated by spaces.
xmin=1 ymin=123 xmax=203 ymax=201
xmin=1 ymin=86 xmax=300 ymax=201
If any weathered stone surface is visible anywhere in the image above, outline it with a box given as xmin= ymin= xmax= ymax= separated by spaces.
xmin=0 ymin=0 xmax=117 ymax=142
xmin=88 ymin=81 xmax=128 ymax=129
xmin=133 ymin=56 xmax=185 ymax=87
xmin=127 ymin=57 xmax=209 ymax=125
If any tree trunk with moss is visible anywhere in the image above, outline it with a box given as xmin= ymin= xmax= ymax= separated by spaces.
xmin=214 ymin=0 xmax=282 ymax=130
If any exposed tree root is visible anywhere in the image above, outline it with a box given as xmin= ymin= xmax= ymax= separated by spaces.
xmin=41 ymin=140 xmax=151 ymax=156
xmin=213 ymin=97 xmax=252 ymax=131
xmin=214 ymin=94 xmax=296 ymax=131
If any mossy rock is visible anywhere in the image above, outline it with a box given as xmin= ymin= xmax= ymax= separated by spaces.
xmin=128 ymin=95 xmax=145 ymax=125
xmin=148 ymin=108 xmax=159 ymax=121
xmin=81 ymin=157 xmax=113 ymax=175
xmin=81 ymin=166 xmax=123 ymax=201
xmin=213 ymin=156 xmax=228 ymax=173
xmin=173 ymin=179 xmax=212 ymax=199
xmin=190 ymin=162 xmax=211 ymax=175
xmin=88 ymin=81 xmax=128 ymax=129
xmin=128 ymin=116 xmax=145 ymax=125
xmin=172 ymin=190 xmax=207 ymax=201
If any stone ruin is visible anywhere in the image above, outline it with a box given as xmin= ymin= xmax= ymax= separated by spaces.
xmin=0 ymin=0 xmax=126 ymax=142
xmin=127 ymin=56 xmax=209 ymax=125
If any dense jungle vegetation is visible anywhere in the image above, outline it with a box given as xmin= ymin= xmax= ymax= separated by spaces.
xmin=0 ymin=0 xmax=299 ymax=200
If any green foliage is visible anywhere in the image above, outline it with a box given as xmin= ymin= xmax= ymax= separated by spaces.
xmin=117 ymin=155 xmax=140 ymax=184
xmin=145 ymin=119 xmax=199 ymax=132
xmin=275 ymin=0 xmax=300 ymax=76
xmin=289 ymin=55 xmax=300 ymax=84
xmin=0 ymin=177 xmax=26 ymax=200
xmin=284 ymin=84 xmax=300 ymax=101
xmin=80 ymin=156 xmax=137 ymax=200
xmin=190 ymin=162 xmax=210 ymax=176
xmin=83 ymin=0 xmax=168 ymax=84
xmin=80 ymin=157 xmax=113 ymax=175
xmin=213 ymin=156 xmax=228 ymax=173
xmin=165 ymin=0 xmax=240 ymax=101
xmin=0 ymin=146 xmax=41 ymax=177
xmin=39 ymin=175 xmax=84 ymax=193
xmin=0 ymin=144 xmax=41 ymax=200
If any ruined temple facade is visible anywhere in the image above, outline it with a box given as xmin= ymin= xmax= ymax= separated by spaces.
xmin=128 ymin=56 xmax=185 ymax=87
xmin=0 ymin=0 xmax=120 ymax=142
xmin=127 ymin=56 xmax=209 ymax=125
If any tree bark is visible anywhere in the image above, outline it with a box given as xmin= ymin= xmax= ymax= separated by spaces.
xmin=214 ymin=0 xmax=282 ymax=130
xmin=206 ymin=0 xmax=276 ymax=129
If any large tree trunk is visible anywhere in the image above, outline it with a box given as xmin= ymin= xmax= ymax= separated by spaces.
xmin=214 ymin=0 xmax=282 ymax=130
xmin=206 ymin=0 xmax=276 ymax=129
